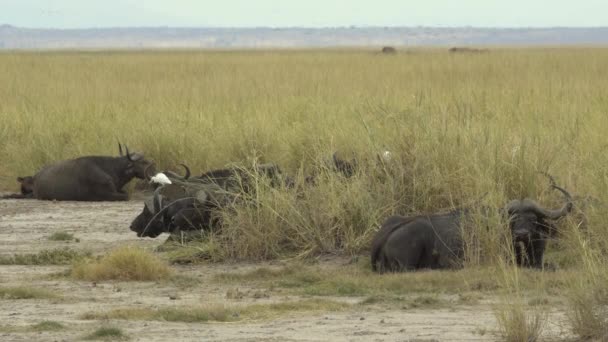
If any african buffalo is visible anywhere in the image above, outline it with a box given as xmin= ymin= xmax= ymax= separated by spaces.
xmin=381 ymin=46 xmax=397 ymax=54
xmin=130 ymin=182 xmax=222 ymax=238
xmin=449 ymin=47 xmax=488 ymax=53
xmin=130 ymin=163 xmax=288 ymax=238
xmin=196 ymin=163 xmax=290 ymax=191
xmin=371 ymin=184 xmax=573 ymax=272
xmin=28 ymin=144 xmax=154 ymax=201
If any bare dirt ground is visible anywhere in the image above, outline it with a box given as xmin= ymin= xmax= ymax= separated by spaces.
xmin=0 ymin=196 xmax=571 ymax=341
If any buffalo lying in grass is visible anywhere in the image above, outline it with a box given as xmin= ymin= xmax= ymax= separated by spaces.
xmin=130 ymin=182 xmax=220 ymax=238
xmin=130 ymin=163 xmax=287 ymax=238
xmin=196 ymin=163 xmax=289 ymax=190
xmin=371 ymin=184 xmax=573 ymax=272
xmin=7 ymin=144 xmax=155 ymax=201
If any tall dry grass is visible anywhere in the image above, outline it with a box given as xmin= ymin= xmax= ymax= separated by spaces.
xmin=1 ymin=48 xmax=608 ymax=338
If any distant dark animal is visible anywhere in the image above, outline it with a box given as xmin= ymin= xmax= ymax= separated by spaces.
xmin=449 ymin=47 xmax=488 ymax=53
xmin=371 ymin=184 xmax=573 ymax=272
xmin=1 ymin=176 xmax=35 ymax=199
xmin=381 ymin=46 xmax=397 ymax=54
xmin=28 ymin=143 xmax=154 ymax=201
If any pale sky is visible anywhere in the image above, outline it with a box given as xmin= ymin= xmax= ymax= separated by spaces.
xmin=1 ymin=0 xmax=606 ymax=28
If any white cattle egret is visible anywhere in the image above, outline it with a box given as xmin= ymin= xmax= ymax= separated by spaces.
xmin=150 ymin=172 xmax=172 ymax=185
xmin=381 ymin=150 xmax=392 ymax=162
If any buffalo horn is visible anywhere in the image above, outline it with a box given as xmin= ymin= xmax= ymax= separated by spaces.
xmin=532 ymin=185 xmax=573 ymax=220
xmin=179 ymin=164 xmax=191 ymax=180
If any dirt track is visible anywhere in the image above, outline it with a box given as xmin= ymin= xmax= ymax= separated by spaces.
xmin=0 ymin=197 xmax=569 ymax=341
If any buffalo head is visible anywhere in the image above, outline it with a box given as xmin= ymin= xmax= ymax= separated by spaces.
xmin=130 ymin=199 xmax=166 ymax=238
xmin=17 ymin=176 xmax=35 ymax=197
xmin=119 ymin=143 xmax=155 ymax=180
xmin=505 ymin=184 xmax=573 ymax=267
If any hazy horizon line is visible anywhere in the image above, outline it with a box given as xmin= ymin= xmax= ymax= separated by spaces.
xmin=3 ymin=24 xmax=608 ymax=30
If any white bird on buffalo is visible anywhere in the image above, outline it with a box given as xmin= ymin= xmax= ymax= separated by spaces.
xmin=150 ymin=172 xmax=172 ymax=185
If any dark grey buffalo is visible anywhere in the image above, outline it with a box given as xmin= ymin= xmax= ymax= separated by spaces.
xmin=130 ymin=182 xmax=217 ymax=238
xmin=19 ymin=144 xmax=154 ymax=201
xmin=196 ymin=163 xmax=288 ymax=190
xmin=371 ymin=184 xmax=573 ymax=272
xmin=130 ymin=163 xmax=286 ymax=238
xmin=381 ymin=46 xmax=397 ymax=54
xmin=449 ymin=47 xmax=488 ymax=53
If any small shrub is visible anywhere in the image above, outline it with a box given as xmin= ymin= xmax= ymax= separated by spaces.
xmin=566 ymin=277 xmax=608 ymax=340
xmin=47 ymin=231 xmax=76 ymax=241
xmin=72 ymin=246 xmax=170 ymax=281
xmin=495 ymin=303 xmax=546 ymax=342
xmin=84 ymin=326 xmax=128 ymax=341
xmin=31 ymin=321 xmax=65 ymax=331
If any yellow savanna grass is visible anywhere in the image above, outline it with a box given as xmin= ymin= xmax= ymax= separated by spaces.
xmin=1 ymin=49 xmax=608 ymax=338
xmin=72 ymin=246 xmax=170 ymax=281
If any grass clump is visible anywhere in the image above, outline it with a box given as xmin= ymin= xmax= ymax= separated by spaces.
xmin=215 ymin=263 xmax=576 ymax=298
xmin=0 ymin=286 xmax=57 ymax=300
xmin=72 ymin=246 xmax=170 ymax=282
xmin=84 ymin=326 xmax=128 ymax=341
xmin=81 ymin=299 xmax=349 ymax=323
xmin=30 ymin=321 xmax=65 ymax=331
xmin=360 ymin=294 xmax=446 ymax=309
xmin=47 ymin=231 xmax=76 ymax=242
xmin=495 ymin=302 xmax=546 ymax=342
xmin=0 ymin=248 xmax=90 ymax=265
xmin=82 ymin=306 xmax=234 ymax=323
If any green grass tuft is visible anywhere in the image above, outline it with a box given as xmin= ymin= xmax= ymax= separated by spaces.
xmin=0 ymin=286 xmax=57 ymax=300
xmin=30 ymin=321 xmax=65 ymax=331
xmin=0 ymin=248 xmax=91 ymax=265
xmin=84 ymin=326 xmax=128 ymax=341
xmin=47 ymin=232 xmax=76 ymax=241
xmin=81 ymin=299 xmax=350 ymax=323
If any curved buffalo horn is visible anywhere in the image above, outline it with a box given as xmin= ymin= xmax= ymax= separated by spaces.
xmin=125 ymin=145 xmax=133 ymax=162
xmin=118 ymin=142 xmax=124 ymax=157
xmin=144 ymin=163 xmax=156 ymax=180
xmin=538 ymin=171 xmax=557 ymax=187
xmin=179 ymin=164 xmax=191 ymax=180
xmin=530 ymin=185 xmax=573 ymax=220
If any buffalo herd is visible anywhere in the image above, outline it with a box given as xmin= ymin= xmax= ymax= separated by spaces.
xmin=1 ymin=144 xmax=578 ymax=273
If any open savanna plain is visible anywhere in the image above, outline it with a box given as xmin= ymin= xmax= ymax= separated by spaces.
xmin=1 ymin=48 xmax=608 ymax=341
